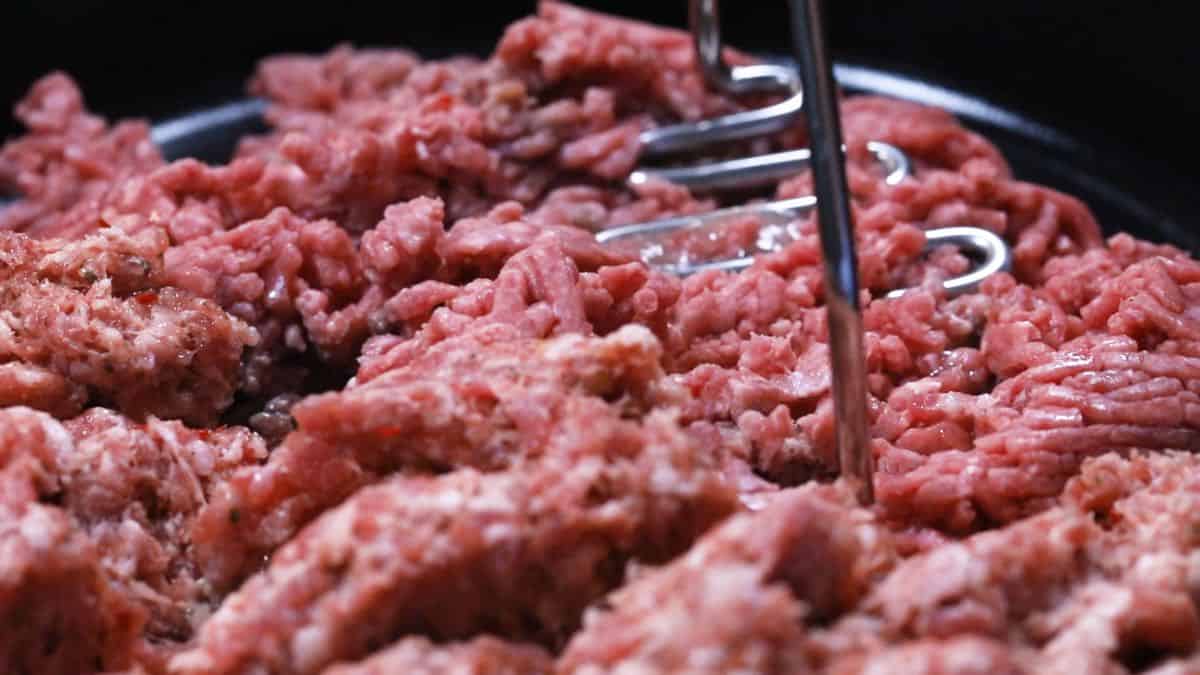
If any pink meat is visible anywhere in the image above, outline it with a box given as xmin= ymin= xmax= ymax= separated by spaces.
xmin=559 ymin=483 xmax=894 ymax=674
xmin=0 ymin=229 xmax=256 ymax=426
xmin=0 ymin=2 xmax=1198 ymax=673
xmin=0 ymin=407 xmax=146 ymax=674
xmin=829 ymin=638 xmax=1034 ymax=675
xmin=0 ymin=404 xmax=269 ymax=675
xmin=321 ymin=636 xmax=552 ymax=675
xmin=562 ymin=452 xmax=1200 ymax=674
xmin=61 ymin=408 xmax=268 ymax=644
xmin=0 ymin=362 xmax=87 ymax=417
xmin=173 ymin=405 xmax=735 ymax=674
xmin=162 ymin=206 xmax=368 ymax=398
xmin=832 ymin=452 xmax=1200 ymax=673
xmin=875 ymin=248 xmax=1200 ymax=532
xmin=0 ymin=74 xmax=163 ymax=238
xmin=219 ymin=0 xmax=760 ymax=227
xmin=189 ymin=319 xmax=696 ymax=590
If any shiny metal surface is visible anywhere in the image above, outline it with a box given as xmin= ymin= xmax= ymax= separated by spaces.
xmin=636 ymin=0 xmax=803 ymax=156
xmin=885 ymin=226 xmax=1012 ymax=299
xmin=789 ymin=0 xmax=872 ymax=504
xmin=595 ymin=195 xmax=818 ymax=275
xmin=596 ymin=202 xmax=1007 ymax=290
xmin=629 ymin=139 xmax=910 ymax=193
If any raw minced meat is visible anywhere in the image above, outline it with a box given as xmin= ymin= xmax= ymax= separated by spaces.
xmin=0 ymin=405 xmax=268 ymax=672
xmin=564 ymin=452 xmax=1200 ymax=674
xmin=187 ymin=322 xmax=709 ymax=590
xmin=172 ymin=400 xmax=736 ymax=674
xmin=559 ymin=483 xmax=894 ymax=674
xmin=1 ymin=2 xmax=1198 ymax=674
xmin=0 ymin=407 xmax=146 ymax=674
xmin=0 ymin=228 xmax=257 ymax=426
xmin=321 ymin=636 xmax=552 ymax=675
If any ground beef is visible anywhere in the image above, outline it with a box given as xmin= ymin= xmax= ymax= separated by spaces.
xmin=0 ymin=74 xmax=163 ymax=238
xmin=172 ymin=402 xmax=735 ymax=674
xmin=1 ymin=2 xmax=1199 ymax=674
xmin=874 ymin=244 xmax=1200 ymax=532
xmin=835 ymin=638 xmax=1035 ymax=675
xmin=562 ymin=452 xmax=1200 ymax=674
xmin=0 ymin=228 xmax=257 ymax=426
xmin=814 ymin=451 xmax=1200 ymax=674
xmin=161 ymin=206 xmax=367 ymax=398
xmin=61 ymin=409 xmax=268 ymax=646
xmin=321 ymin=637 xmax=552 ymax=675
xmin=0 ymin=500 xmax=145 ymax=674
xmin=230 ymin=0 xmax=756 ymax=228
xmin=0 ymin=361 xmax=87 ymax=417
xmin=0 ymin=405 xmax=268 ymax=674
xmin=559 ymin=484 xmax=894 ymax=674
xmin=0 ymin=407 xmax=147 ymax=674
xmin=189 ymin=321 xmax=709 ymax=590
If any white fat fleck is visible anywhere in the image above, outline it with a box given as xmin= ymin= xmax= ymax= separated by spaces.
xmin=109 ymin=520 xmax=146 ymax=577
xmin=740 ymin=493 xmax=770 ymax=511
xmin=0 ymin=313 xmax=22 ymax=340
xmin=612 ymin=664 xmax=657 ymax=675
xmin=856 ymin=523 xmax=880 ymax=550
xmin=316 ymin=508 xmax=358 ymax=559
xmin=190 ymin=440 xmax=216 ymax=476
xmin=939 ymin=647 xmax=1009 ymax=674
xmin=154 ymin=421 xmax=180 ymax=450
xmin=1042 ymin=582 xmax=1131 ymax=658
xmin=133 ymin=347 xmax=158 ymax=371
xmin=688 ymin=647 xmax=727 ymax=669
xmin=155 ymin=423 xmax=207 ymax=506
xmin=921 ymin=544 xmax=976 ymax=589
xmin=541 ymin=333 xmax=587 ymax=361
xmin=481 ymin=522 xmax=517 ymax=544
xmin=649 ymin=463 xmax=683 ymax=494
xmin=19 ymin=508 xmax=56 ymax=550
xmin=100 ymin=450 xmax=119 ymax=475
xmin=610 ymin=323 xmax=656 ymax=343
xmin=594 ymin=501 xmax=628 ymax=523
xmin=961 ymin=458 xmax=985 ymax=479
xmin=42 ymin=415 xmax=76 ymax=462
xmin=432 ymin=489 xmax=466 ymax=512
xmin=1131 ymin=551 xmax=1186 ymax=587
xmin=168 ymin=651 xmax=215 ymax=673
xmin=10 ymin=366 xmax=38 ymax=385
xmin=289 ymin=625 xmax=331 ymax=674
xmin=266 ymin=275 xmax=289 ymax=306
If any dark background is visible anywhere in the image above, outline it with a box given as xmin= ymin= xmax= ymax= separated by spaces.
xmin=2 ymin=1 xmax=1196 ymax=232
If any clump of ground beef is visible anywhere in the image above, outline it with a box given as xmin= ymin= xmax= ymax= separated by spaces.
xmin=1 ymin=2 xmax=1198 ymax=674
xmin=0 ymin=228 xmax=257 ymax=425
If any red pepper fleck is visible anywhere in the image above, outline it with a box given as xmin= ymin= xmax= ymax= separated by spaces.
xmin=134 ymin=291 xmax=158 ymax=305
xmin=375 ymin=426 xmax=404 ymax=438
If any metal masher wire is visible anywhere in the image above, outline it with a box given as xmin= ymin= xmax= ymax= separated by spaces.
xmin=788 ymin=0 xmax=872 ymax=504
xmin=597 ymin=0 xmax=1012 ymax=292
xmin=591 ymin=0 xmax=1014 ymax=505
